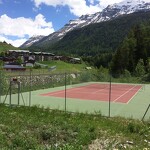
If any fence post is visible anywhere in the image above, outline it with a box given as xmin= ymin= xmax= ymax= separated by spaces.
xmin=9 ymin=79 xmax=12 ymax=106
xmin=29 ymin=68 xmax=32 ymax=107
xmin=109 ymin=74 xmax=112 ymax=117
xmin=65 ymin=72 xmax=67 ymax=112
xmin=0 ymin=70 xmax=1 ymax=103
xmin=142 ymin=104 xmax=150 ymax=121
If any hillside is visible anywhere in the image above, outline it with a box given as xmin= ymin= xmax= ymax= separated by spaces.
xmin=0 ymin=41 xmax=17 ymax=53
xmin=29 ymin=11 xmax=150 ymax=56
xmin=0 ymin=104 xmax=149 ymax=149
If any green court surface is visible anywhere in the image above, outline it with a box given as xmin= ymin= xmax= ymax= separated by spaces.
xmin=1 ymin=82 xmax=150 ymax=121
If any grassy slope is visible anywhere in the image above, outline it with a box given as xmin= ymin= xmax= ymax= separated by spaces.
xmin=0 ymin=104 xmax=149 ymax=149
xmin=38 ymin=60 xmax=88 ymax=72
xmin=0 ymin=42 xmax=18 ymax=53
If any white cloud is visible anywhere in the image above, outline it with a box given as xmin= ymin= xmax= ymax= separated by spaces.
xmin=0 ymin=35 xmax=27 ymax=47
xmin=144 ymin=0 xmax=150 ymax=2
xmin=10 ymin=38 xmax=28 ymax=47
xmin=99 ymin=0 xmax=122 ymax=8
xmin=33 ymin=0 xmax=102 ymax=16
xmin=88 ymin=0 xmax=95 ymax=5
xmin=0 ymin=14 xmax=54 ymax=47
xmin=68 ymin=0 xmax=101 ymax=16
xmin=99 ymin=0 xmax=150 ymax=8
xmin=33 ymin=0 xmax=150 ymax=16
xmin=0 ymin=14 xmax=54 ymax=37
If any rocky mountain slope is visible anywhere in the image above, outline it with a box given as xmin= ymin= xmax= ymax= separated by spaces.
xmin=20 ymin=0 xmax=150 ymax=49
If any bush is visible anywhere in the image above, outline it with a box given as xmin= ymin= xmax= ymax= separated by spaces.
xmin=79 ymin=71 xmax=91 ymax=82
xmin=0 ymin=70 xmax=8 ymax=95
xmin=33 ymin=65 xmax=41 ymax=69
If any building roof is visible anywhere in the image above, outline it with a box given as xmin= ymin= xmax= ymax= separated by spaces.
xmin=35 ymin=62 xmax=48 ymax=67
xmin=8 ymin=50 xmax=55 ymax=56
xmin=70 ymin=58 xmax=81 ymax=61
xmin=31 ymin=52 xmax=55 ymax=56
xmin=3 ymin=65 xmax=25 ymax=69
xmin=8 ymin=50 xmax=29 ymax=53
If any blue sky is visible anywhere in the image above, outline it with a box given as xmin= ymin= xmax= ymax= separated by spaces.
xmin=0 ymin=0 xmax=125 ymax=47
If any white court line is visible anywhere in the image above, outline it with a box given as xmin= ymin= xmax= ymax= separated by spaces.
xmin=42 ymin=83 xmax=101 ymax=96
xmin=113 ymin=85 xmax=140 ymax=103
xmin=66 ymin=83 xmax=109 ymax=94
xmin=93 ymin=87 xmax=109 ymax=94
xmin=70 ymin=87 xmax=109 ymax=94
xmin=126 ymin=86 xmax=142 ymax=104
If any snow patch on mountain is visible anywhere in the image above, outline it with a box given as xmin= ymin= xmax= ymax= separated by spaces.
xmin=20 ymin=35 xmax=45 ymax=48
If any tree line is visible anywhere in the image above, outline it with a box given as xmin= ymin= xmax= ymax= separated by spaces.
xmin=110 ymin=23 xmax=150 ymax=77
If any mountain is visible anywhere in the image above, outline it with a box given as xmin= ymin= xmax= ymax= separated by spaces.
xmin=20 ymin=35 xmax=45 ymax=48
xmin=29 ymin=11 xmax=150 ymax=56
xmin=20 ymin=0 xmax=150 ymax=49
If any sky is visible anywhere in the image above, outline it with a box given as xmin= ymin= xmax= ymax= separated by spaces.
xmin=0 ymin=0 xmax=146 ymax=47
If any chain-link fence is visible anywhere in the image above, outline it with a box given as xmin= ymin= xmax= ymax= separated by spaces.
xmin=0 ymin=68 xmax=149 ymax=120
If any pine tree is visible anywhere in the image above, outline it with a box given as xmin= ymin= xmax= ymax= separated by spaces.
xmin=135 ymin=59 xmax=145 ymax=76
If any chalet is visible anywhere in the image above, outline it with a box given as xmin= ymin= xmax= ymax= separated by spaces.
xmin=8 ymin=50 xmax=29 ymax=57
xmin=53 ymin=56 xmax=73 ymax=62
xmin=2 ymin=50 xmax=83 ymax=67
xmin=85 ymin=67 xmax=92 ymax=70
xmin=3 ymin=56 xmax=16 ymax=63
xmin=42 ymin=52 xmax=55 ymax=61
xmin=70 ymin=58 xmax=81 ymax=64
xmin=53 ymin=56 xmax=62 ymax=61
xmin=31 ymin=52 xmax=55 ymax=61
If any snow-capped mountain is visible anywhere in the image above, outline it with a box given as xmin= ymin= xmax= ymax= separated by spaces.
xmin=20 ymin=0 xmax=150 ymax=48
xmin=20 ymin=35 xmax=45 ymax=48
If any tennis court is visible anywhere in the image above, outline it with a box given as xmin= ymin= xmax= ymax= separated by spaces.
xmin=40 ymin=83 xmax=142 ymax=104
xmin=1 ymin=82 xmax=150 ymax=120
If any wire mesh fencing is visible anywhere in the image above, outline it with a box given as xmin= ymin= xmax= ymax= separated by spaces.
xmin=0 ymin=68 xmax=149 ymax=120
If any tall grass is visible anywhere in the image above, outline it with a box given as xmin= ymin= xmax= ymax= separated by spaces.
xmin=0 ymin=104 xmax=149 ymax=149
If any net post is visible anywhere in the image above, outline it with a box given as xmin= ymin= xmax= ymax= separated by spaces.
xmin=9 ymin=78 xmax=21 ymax=106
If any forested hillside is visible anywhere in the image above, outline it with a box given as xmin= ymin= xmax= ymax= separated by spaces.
xmin=29 ymin=11 xmax=150 ymax=56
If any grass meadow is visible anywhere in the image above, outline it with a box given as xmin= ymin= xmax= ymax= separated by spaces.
xmin=0 ymin=104 xmax=150 ymax=149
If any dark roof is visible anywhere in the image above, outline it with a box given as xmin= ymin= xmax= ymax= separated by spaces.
xmin=6 ymin=62 xmax=20 ymax=65
xmin=30 ymin=52 xmax=55 ymax=56
xmin=8 ymin=50 xmax=29 ymax=53
xmin=3 ymin=65 xmax=25 ymax=69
